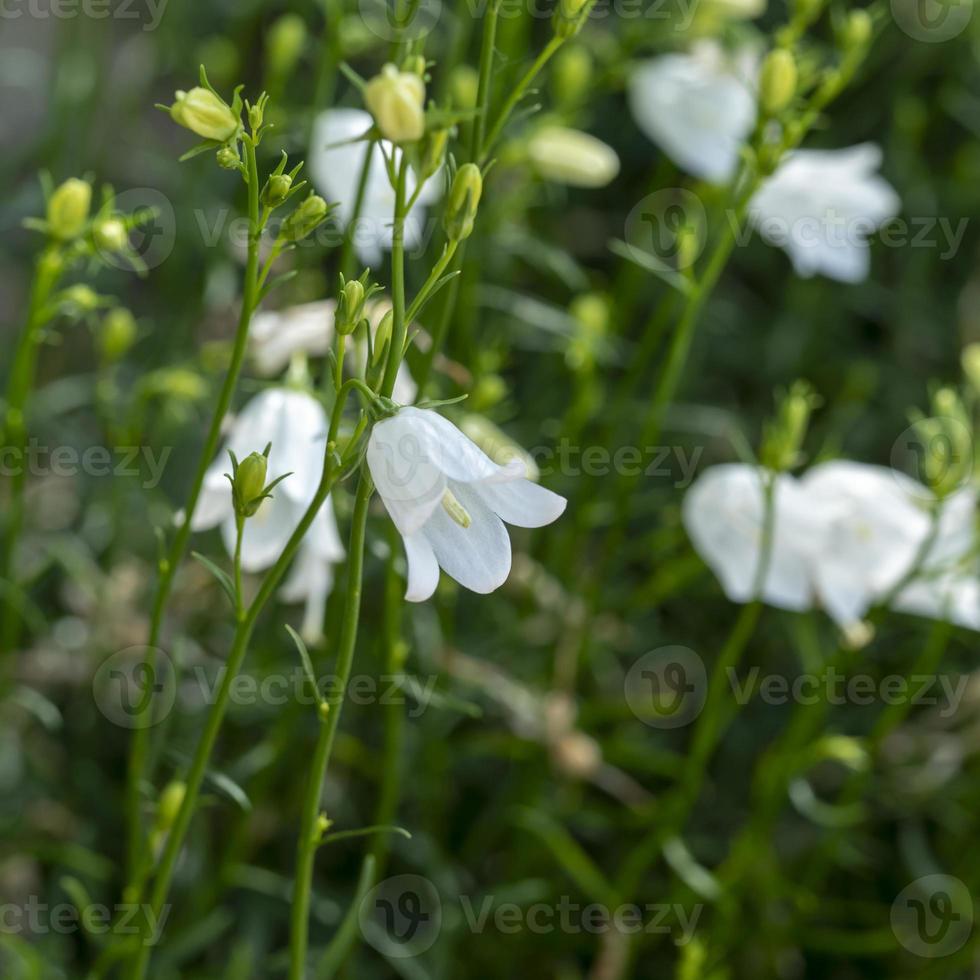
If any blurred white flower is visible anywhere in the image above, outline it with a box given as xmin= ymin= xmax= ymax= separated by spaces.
xmin=682 ymin=463 xmax=820 ymax=611
xmin=628 ymin=41 xmax=758 ymax=184
xmin=526 ymin=126 xmax=620 ymax=188
xmin=798 ymin=461 xmax=931 ymax=628
xmin=250 ymin=300 xmax=335 ymax=377
xmin=309 ymin=108 xmax=441 ymax=267
xmin=366 ymin=407 xmax=566 ymax=602
xmin=749 ymin=144 xmax=901 ymax=282
xmin=192 ymin=387 xmax=344 ymax=639
xmin=894 ymin=487 xmax=980 ymax=631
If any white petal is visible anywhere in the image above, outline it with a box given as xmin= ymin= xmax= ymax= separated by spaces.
xmin=420 ymin=483 xmax=512 ymax=594
xmin=250 ymin=301 xmax=336 ymax=377
xmin=403 ymin=531 xmax=440 ymax=602
xmin=473 ymin=477 xmax=567 ymax=528
xmin=191 ymin=473 xmax=233 ymax=531
xmin=226 ymin=493 xmax=303 ymax=572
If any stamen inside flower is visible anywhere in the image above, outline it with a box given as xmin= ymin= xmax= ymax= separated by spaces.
xmin=441 ymin=488 xmax=471 ymax=528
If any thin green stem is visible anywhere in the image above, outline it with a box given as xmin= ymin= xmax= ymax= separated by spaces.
xmin=469 ymin=0 xmax=502 ymax=162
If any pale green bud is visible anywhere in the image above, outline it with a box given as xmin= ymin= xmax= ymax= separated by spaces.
xmin=449 ymin=65 xmax=479 ymax=110
xmin=402 ymin=54 xmax=427 ymax=78
xmin=553 ymin=0 xmax=591 ymax=38
xmin=419 ymin=128 xmax=449 ymax=182
xmin=94 ymin=217 xmax=128 ymax=254
xmin=266 ymin=13 xmax=307 ymax=79
xmin=63 ymin=284 xmax=100 ymax=312
xmin=372 ymin=310 xmax=393 ymax=366
xmin=961 ymin=343 xmax=980 ymax=393
xmin=170 ymin=87 xmax=239 ymax=142
xmin=261 ymin=172 xmax=293 ymax=207
xmin=526 ymin=126 xmax=620 ymax=188
xmin=551 ymin=45 xmax=593 ymax=109
xmin=841 ymin=9 xmax=873 ymax=49
xmin=759 ymin=49 xmax=797 ymax=115
xmin=364 ymin=64 xmax=426 ymax=144
xmin=279 ymin=194 xmax=329 ymax=241
xmin=100 ymin=307 xmax=138 ymax=362
xmin=216 ymin=144 xmax=241 ymax=170
xmin=47 ymin=178 xmax=92 ymax=240
xmin=913 ymin=387 xmax=972 ymax=497
xmin=156 ymin=781 xmax=187 ymax=831
xmin=443 ymin=163 xmax=483 ymax=242
xmin=234 ymin=451 xmax=270 ymax=517
xmin=761 ymin=380 xmax=819 ymax=471
xmin=336 ymin=278 xmax=366 ymax=335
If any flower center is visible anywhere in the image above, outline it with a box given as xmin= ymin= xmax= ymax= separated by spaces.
xmin=441 ymin=489 xmax=471 ymax=528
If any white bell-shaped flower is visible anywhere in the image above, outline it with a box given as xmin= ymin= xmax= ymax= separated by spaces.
xmin=366 ymin=407 xmax=566 ymax=601
xmin=191 ymin=388 xmax=345 ymax=633
xmin=250 ymin=301 xmax=335 ymax=377
xmin=749 ymin=144 xmax=901 ymax=282
xmin=309 ymin=109 xmax=441 ymax=267
xmin=628 ymin=41 xmax=758 ymax=184
xmin=682 ymin=463 xmax=821 ymax=611
xmin=798 ymin=461 xmax=931 ymax=628
xmin=893 ymin=487 xmax=980 ymax=631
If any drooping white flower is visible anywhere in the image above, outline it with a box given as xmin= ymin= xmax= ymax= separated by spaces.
xmin=749 ymin=144 xmax=901 ymax=282
xmin=191 ymin=387 xmax=344 ymax=637
xmin=628 ymin=42 xmax=758 ymax=184
xmin=681 ymin=463 xmax=821 ymax=611
xmin=309 ymin=108 xmax=441 ymax=267
xmin=893 ymin=487 xmax=980 ymax=631
xmin=798 ymin=461 xmax=931 ymax=628
xmin=366 ymin=407 xmax=566 ymax=601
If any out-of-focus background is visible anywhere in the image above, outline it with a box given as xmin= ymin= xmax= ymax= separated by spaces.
xmin=2 ymin=0 xmax=980 ymax=976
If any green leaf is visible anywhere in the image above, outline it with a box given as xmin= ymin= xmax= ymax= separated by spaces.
xmin=608 ymin=239 xmax=693 ymax=296
xmin=285 ymin=624 xmax=325 ymax=709
xmin=179 ymin=140 xmax=221 ymax=163
xmin=320 ymin=824 xmax=412 ymax=846
xmin=204 ymin=768 xmax=252 ymax=812
xmin=191 ymin=551 xmax=237 ymax=608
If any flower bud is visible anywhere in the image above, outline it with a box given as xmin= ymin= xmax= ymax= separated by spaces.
xmin=169 ymin=87 xmax=239 ymax=142
xmin=337 ymin=278 xmax=367 ymax=335
xmin=402 ymin=54 xmax=426 ymax=78
xmin=841 ymin=9 xmax=872 ymax=49
xmin=262 ymin=172 xmax=293 ymax=207
xmin=216 ymin=144 xmax=241 ymax=170
xmin=364 ymin=64 xmax=426 ymax=144
xmin=266 ymin=13 xmax=307 ymax=79
xmin=94 ymin=217 xmax=128 ymax=254
xmin=962 ymin=343 xmax=980 ymax=393
xmin=279 ymin=194 xmax=330 ymax=241
xmin=63 ymin=284 xmax=100 ymax=312
xmin=761 ymin=380 xmax=819 ymax=471
xmin=443 ymin=163 xmax=483 ymax=242
xmin=372 ymin=310 xmax=393 ymax=366
xmin=526 ymin=126 xmax=620 ymax=188
xmin=100 ymin=307 xmax=138 ymax=362
xmin=234 ymin=451 xmax=270 ymax=517
xmin=47 ymin=178 xmax=91 ymax=240
xmin=759 ymin=48 xmax=797 ymax=115
xmin=156 ymin=780 xmax=187 ymax=831
xmin=551 ymin=44 xmax=593 ymax=109
xmin=418 ymin=128 xmax=449 ymax=182
xmin=912 ymin=387 xmax=973 ymax=498
xmin=553 ymin=0 xmax=591 ymax=39
xmin=449 ymin=65 xmax=479 ymax=110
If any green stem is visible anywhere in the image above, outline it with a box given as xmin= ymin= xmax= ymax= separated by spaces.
xmin=469 ymin=0 xmax=502 ymax=162
xmin=124 ymin=136 xmax=263 ymax=895
xmin=287 ymin=472 xmax=373 ymax=980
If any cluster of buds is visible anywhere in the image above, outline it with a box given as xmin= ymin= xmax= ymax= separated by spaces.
xmin=335 ymin=271 xmax=382 ymax=336
xmin=911 ymin=387 xmax=974 ymax=499
xmin=760 ymin=380 xmax=821 ymax=472
xmin=226 ymin=444 xmax=291 ymax=520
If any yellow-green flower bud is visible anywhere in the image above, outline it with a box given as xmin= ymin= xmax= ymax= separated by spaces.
xmin=47 ymin=178 xmax=92 ymax=240
xmin=364 ymin=64 xmax=426 ymax=144
xmin=234 ymin=451 xmax=269 ymax=517
xmin=337 ymin=278 xmax=366 ymax=335
xmin=961 ymin=343 xmax=980 ymax=393
xmin=156 ymin=780 xmax=187 ymax=831
xmin=526 ymin=126 xmax=620 ymax=188
xmin=216 ymin=144 xmax=241 ymax=170
xmin=262 ymin=173 xmax=293 ymax=207
xmin=912 ymin=387 xmax=972 ymax=497
xmin=372 ymin=310 xmax=393 ymax=367
xmin=449 ymin=65 xmax=479 ymax=110
xmin=94 ymin=217 xmax=128 ymax=254
xmin=63 ymin=284 xmax=100 ymax=312
xmin=841 ymin=9 xmax=872 ymax=49
xmin=443 ymin=163 xmax=483 ymax=242
xmin=551 ymin=45 xmax=593 ymax=109
xmin=266 ymin=13 xmax=307 ymax=79
xmin=100 ymin=307 xmax=138 ymax=362
xmin=759 ymin=49 xmax=797 ymax=115
xmin=553 ymin=0 xmax=591 ymax=39
xmin=279 ymin=194 xmax=329 ymax=241
xmin=402 ymin=54 xmax=427 ymax=78
xmin=170 ymin=87 xmax=239 ymax=142
xmin=419 ymin=128 xmax=449 ymax=182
